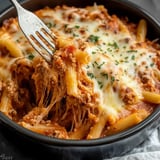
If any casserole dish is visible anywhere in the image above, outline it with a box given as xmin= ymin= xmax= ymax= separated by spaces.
xmin=0 ymin=0 xmax=160 ymax=159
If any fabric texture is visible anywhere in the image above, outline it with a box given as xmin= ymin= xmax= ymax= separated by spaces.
xmin=105 ymin=128 xmax=160 ymax=160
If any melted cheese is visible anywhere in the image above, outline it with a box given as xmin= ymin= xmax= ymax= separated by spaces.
xmin=5 ymin=6 xmax=158 ymax=120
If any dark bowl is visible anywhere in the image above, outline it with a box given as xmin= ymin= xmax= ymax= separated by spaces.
xmin=0 ymin=0 xmax=160 ymax=160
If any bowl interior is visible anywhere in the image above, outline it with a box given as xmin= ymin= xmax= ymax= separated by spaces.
xmin=1 ymin=0 xmax=160 ymax=40
xmin=0 ymin=0 xmax=160 ymax=147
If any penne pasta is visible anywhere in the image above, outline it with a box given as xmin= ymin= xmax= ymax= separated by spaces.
xmin=142 ymin=91 xmax=160 ymax=104
xmin=0 ymin=90 xmax=11 ymax=115
xmin=20 ymin=122 xmax=68 ymax=139
xmin=106 ymin=112 xmax=142 ymax=136
xmin=118 ymin=19 xmax=130 ymax=34
xmin=65 ymin=65 xmax=78 ymax=97
xmin=0 ymin=68 xmax=10 ymax=81
xmin=87 ymin=111 xmax=107 ymax=139
xmin=0 ymin=38 xmax=23 ymax=57
xmin=57 ymin=37 xmax=74 ymax=48
xmin=69 ymin=122 xmax=91 ymax=139
xmin=136 ymin=19 xmax=147 ymax=42
xmin=75 ymin=50 xmax=90 ymax=65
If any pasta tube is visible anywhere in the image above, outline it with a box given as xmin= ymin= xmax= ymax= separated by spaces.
xmin=143 ymin=91 xmax=160 ymax=104
xmin=106 ymin=112 xmax=142 ymax=136
xmin=136 ymin=19 xmax=147 ymax=42
xmin=65 ymin=65 xmax=78 ymax=96
xmin=87 ymin=111 xmax=107 ymax=139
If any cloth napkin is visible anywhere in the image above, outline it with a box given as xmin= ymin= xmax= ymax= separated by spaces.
xmin=105 ymin=128 xmax=160 ymax=160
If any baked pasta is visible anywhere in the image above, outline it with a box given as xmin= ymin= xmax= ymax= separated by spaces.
xmin=0 ymin=4 xmax=160 ymax=139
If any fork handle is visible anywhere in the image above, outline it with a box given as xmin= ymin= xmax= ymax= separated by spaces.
xmin=10 ymin=0 xmax=23 ymax=12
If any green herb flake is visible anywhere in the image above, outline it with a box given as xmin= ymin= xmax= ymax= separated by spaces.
xmin=75 ymin=25 xmax=80 ymax=29
xmin=131 ymin=55 xmax=135 ymax=60
xmin=87 ymin=72 xmax=95 ymax=79
xmin=97 ymin=62 xmax=105 ymax=69
xmin=115 ymin=60 xmax=119 ymax=65
xmin=150 ymin=63 xmax=154 ymax=67
xmin=111 ymin=76 xmax=115 ymax=83
xmin=123 ymin=46 xmax=126 ymax=49
xmin=92 ymin=51 xmax=96 ymax=54
xmin=88 ymin=35 xmax=99 ymax=43
xmin=46 ymin=22 xmax=54 ymax=28
xmin=127 ymin=50 xmax=137 ymax=53
xmin=64 ymin=24 xmax=68 ymax=28
xmin=107 ymin=48 xmax=112 ymax=52
xmin=73 ymin=33 xmax=79 ymax=37
xmin=94 ymin=61 xmax=99 ymax=65
xmin=16 ymin=39 xmax=20 ymax=43
xmin=86 ymin=65 xmax=90 ymax=69
xmin=108 ymin=41 xmax=119 ymax=49
xmin=97 ymin=81 xmax=103 ymax=89
xmin=27 ymin=54 xmax=35 ymax=60
xmin=101 ymin=73 xmax=108 ymax=80
xmin=92 ymin=63 xmax=95 ymax=68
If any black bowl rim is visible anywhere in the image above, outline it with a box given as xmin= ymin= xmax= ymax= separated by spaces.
xmin=0 ymin=0 xmax=160 ymax=147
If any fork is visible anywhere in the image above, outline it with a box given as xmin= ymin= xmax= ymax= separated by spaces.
xmin=10 ymin=0 xmax=56 ymax=62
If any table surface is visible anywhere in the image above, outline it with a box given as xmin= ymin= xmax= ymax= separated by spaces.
xmin=0 ymin=0 xmax=159 ymax=160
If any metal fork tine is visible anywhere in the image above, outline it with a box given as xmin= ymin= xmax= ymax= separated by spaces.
xmin=10 ymin=0 xmax=56 ymax=63
xmin=27 ymin=36 xmax=51 ymax=62
xmin=42 ymin=27 xmax=56 ymax=39
xmin=38 ymin=30 xmax=56 ymax=49
xmin=32 ymin=33 xmax=53 ymax=56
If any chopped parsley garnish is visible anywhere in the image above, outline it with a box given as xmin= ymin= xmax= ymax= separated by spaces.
xmin=108 ymin=41 xmax=119 ymax=49
xmin=86 ymin=65 xmax=90 ymax=69
xmin=92 ymin=61 xmax=105 ymax=69
xmin=92 ymin=63 xmax=95 ymax=68
xmin=75 ymin=25 xmax=80 ymax=29
xmin=87 ymin=72 xmax=95 ymax=79
xmin=27 ymin=54 xmax=35 ymax=60
xmin=131 ymin=55 xmax=135 ymax=60
xmin=150 ymin=63 xmax=154 ymax=67
xmin=92 ymin=51 xmax=96 ymax=54
xmin=123 ymin=46 xmax=127 ymax=49
xmin=127 ymin=50 xmax=137 ymax=53
xmin=94 ymin=61 xmax=99 ymax=65
xmin=97 ymin=81 xmax=103 ymax=89
xmin=101 ymin=73 xmax=108 ymax=80
xmin=64 ymin=24 xmax=68 ymax=28
xmin=111 ymin=76 xmax=115 ymax=83
xmin=97 ymin=62 xmax=105 ymax=69
xmin=73 ymin=33 xmax=79 ymax=37
xmin=107 ymin=48 xmax=112 ymax=52
xmin=115 ymin=60 xmax=119 ymax=65
xmin=88 ymin=35 xmax=99 ymax=43
xmin=46 ymin=22 xmax=54 ymax=28
xmin=16 ymin=39 xmax=20 ymax=43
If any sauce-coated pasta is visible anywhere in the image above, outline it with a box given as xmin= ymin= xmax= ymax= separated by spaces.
xmin=0 ymin=4 xmax=160 ymax=139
